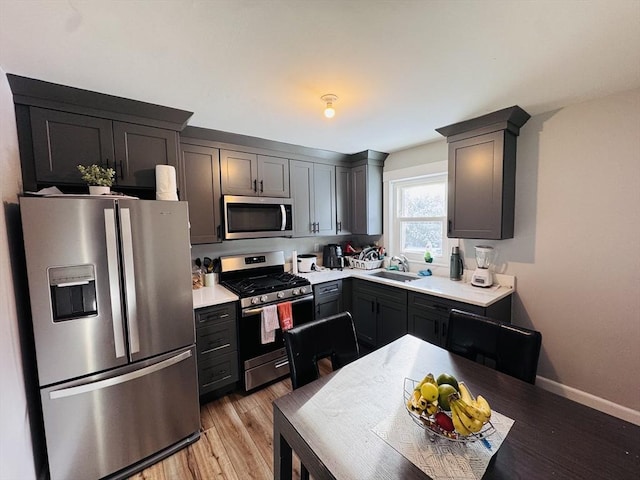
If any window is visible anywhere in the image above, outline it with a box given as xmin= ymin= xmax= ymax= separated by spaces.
xmin=389 ymin=172 xmax=453 ymax=266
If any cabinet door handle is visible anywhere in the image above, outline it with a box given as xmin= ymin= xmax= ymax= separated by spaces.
xmin=253 ymin=179 xmax=257 ymax=192
xmin=337 ymin=221 xmax=342 ymax=232
xmin=260 ymin=180 xmax=264 ymax=193
xmin=376 ymin=302 xmax=380 ymax=314
xmin=448 ymin=220 xmax=452 ymax=235
xmin=216 ymin=224 xmax=222 ymax=240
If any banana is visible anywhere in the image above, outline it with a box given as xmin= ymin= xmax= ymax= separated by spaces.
xmin=474 ymin=395 xmax=492 ymax=420
xmin=456 ymin=397 xmax=490 ymax=424
xmin=425 ymin=400 xmax=438 ymax=416
xmin=450 ymin=403 xmax=471 ymax=436
xmin=451 ymin=399 xmax=483 ymax=433
xmin=458 ymin=382 xmax=474 ymax=404
xmin=408 ymin=390 xmax=423 ymax=413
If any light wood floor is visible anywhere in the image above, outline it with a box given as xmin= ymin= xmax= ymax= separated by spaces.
xmin=129 ymin=360 xmax=332 ymax=480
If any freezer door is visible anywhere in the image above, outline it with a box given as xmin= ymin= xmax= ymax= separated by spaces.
xmin=40 ymin=347 xmax=200 ymax=480
xmin=20 ymin=197 xmax=128 ymax=386
xmin=118 ymin=200 xmax=194 ymax=361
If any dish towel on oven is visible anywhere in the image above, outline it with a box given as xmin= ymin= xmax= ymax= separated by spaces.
xmin=277 ymin=301 xmax=293 ymax=331
xmin=261 ymin=304 xmax=279 ymax=344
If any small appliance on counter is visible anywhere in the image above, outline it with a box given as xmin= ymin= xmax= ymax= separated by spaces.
xmin=449 ymin=246 xmax=463 ymax=281
xmin=471 ymin=245 xmax=494 ymax=287
xmin=323 ymin=244 xmax=345 ymax=270
xmin=297 ymin=254 xmax=317 ymax=272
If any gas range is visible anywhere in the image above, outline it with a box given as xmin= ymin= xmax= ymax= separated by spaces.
xmin=218 ymin=251 xmax=312 ymax=309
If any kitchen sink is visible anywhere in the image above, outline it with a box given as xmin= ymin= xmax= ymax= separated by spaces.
xmin=369 ymin=271 xmax=420 ymax=282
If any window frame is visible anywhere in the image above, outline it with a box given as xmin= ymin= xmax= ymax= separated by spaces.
xmin=385 ymin=161 xmax=457 ymax=269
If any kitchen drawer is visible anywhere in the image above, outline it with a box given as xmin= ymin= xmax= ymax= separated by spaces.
xmin=195 ymin=302 xmax=237 ymax=327
xmin=198 ymin=351 xmax=239 ymax=395
xmin=196 ymin=320 xmax=236 ymax=357
xmin=315 ymin=280 xmax=342 ymax=297
xmin=408 ymin=291 xmax=484 ymax=316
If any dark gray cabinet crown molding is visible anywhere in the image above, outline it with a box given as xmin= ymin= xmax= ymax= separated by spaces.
xmin=435 ymin=105 xmax=531 ymax=143
xmin=7 ymin=74 xmax=193 ymax=131
xmin=181 ymin=126 xmax=388 ymax=166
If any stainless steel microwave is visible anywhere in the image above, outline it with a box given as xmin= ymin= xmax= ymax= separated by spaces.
xmin=223 ymin=195 xmax=293 ymax=240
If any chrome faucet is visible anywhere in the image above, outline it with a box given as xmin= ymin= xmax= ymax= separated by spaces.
xmin=390 ymin=254 xmax=410 ymax=272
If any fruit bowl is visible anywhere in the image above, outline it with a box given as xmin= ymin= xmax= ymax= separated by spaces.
xmin=403 ymin=377 xmax=496 ymax=443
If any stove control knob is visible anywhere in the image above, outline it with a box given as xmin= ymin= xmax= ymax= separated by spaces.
xmin=251 ymin=297 xmax=260 ymax=305
xmin=260 ymin=295 xmax=268 ymax=303
xmin=300 ymin=286 xmax=309 ymax=294
xmin=292 ymin=288 xmax=300 ymax=296
xmin=277 ymin=291 xmax=285 ymax=299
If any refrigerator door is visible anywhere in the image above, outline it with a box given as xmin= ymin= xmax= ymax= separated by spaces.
xmin=40 ymin=347 xmax=200 ymax=480
xmin=118 ymin=200 xmax=194 ymax=361
xmin=20 ymin=197 xmax=128 ymax=386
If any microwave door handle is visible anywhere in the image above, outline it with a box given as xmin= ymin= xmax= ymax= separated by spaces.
xmin=104 ymin=209 xmax=126 ymax=358
xmin=280 ymin=204 xmax=286 ymax=231
xmin=120 ymin=208 xmax=140 ymax=354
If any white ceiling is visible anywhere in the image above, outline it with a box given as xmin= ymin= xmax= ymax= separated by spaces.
xmin=1 ymin=0 xmax=639 ymax=154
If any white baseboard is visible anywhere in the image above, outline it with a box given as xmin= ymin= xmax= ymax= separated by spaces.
xmin=536 ymin=375 xmax=640 ymax=426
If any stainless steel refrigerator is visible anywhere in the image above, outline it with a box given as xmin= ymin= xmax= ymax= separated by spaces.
xmin=20 ymin=196 xmax=200 ymax=480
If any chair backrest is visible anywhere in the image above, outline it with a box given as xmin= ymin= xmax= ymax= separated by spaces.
xmin=446 ymin=309 xmax=542 ymax=384
xmin=283 ymin=311 xmax=359 ymax=390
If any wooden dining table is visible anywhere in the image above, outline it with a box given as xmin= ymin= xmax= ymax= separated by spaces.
xmin=273 ymin=334 xmax=640 ymax=479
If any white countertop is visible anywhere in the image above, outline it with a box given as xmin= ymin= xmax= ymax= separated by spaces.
xmin=192 ymin=283 xmax=238 ymax=309
xmin=299 ymin=268 xmax=514 ymax=308
xmin=192 ymin=267 xmax=514 ymax=310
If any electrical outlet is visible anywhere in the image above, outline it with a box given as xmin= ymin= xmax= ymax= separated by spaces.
xmin=314 ymin=243 xmax=319 ymax=252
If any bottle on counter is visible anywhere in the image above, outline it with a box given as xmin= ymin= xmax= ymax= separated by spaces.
xmin=449 ymin=246 xmax=463 ymax=281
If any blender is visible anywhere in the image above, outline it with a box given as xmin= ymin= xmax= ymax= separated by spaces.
xmin=471 ymin=245 xmax=494 ymax=287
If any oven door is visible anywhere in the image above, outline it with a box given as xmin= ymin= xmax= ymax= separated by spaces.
xmin=239 ymin=295 xmax=314 ymax=390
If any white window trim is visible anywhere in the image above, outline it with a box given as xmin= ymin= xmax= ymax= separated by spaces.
xmin=383 ymin=161 xmax=458 ymax=270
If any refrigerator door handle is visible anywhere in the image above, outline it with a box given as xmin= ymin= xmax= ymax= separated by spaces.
xmin=104 ymin=208 xmax=126 ymax=359
xmin=120 ymin=208 xmax=140 ymax=354
xmin=49 ymin=350 xmax=192 ymax=400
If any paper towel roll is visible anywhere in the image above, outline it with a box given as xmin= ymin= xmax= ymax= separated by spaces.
xmin=155 ymin=165 xmax=178 ymax=201
xmin=291 ymin=250 xmax=298 ymax=274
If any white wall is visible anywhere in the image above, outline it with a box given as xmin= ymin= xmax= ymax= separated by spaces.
xmin=385 ymin=89 xmax=640 ymax=423
xmin=0 ymin=69 xmax=37 ymax=479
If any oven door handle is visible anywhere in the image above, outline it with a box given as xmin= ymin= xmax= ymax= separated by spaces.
xmin=241 ymin=294 xmax=314 ymax=317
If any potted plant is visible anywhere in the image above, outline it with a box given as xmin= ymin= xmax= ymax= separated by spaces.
xmin=77 ymin=164 xmax=115 ymax=195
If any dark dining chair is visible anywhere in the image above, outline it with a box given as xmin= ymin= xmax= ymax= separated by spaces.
xmin=446 ymin=309 xmax=542 ymax=384
xmin=283 ymin=311 xmax=360 ymax=390
xmin=283 ymin=311 xmax=359 ymax=480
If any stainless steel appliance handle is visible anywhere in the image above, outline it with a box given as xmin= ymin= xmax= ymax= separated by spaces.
xmin=120 ymin=208 xmax=140 ymax=354
xmin=49 ymin=350 xmax=192 ymax=400
xmin=280 ymin=204 xmax=286 ymax=231
xmin=274 ymin=359 xmax=289 ymax=369
xmin=104 ymin=209 xmax=126 ymax=359
xmin=241 ymin=294 xmax=314 ymax=317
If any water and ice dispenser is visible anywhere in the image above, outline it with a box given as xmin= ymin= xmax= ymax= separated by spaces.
xmin=48 ymin=265 xmax=97 ymax=321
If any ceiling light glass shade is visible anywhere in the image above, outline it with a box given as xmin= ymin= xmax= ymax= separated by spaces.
xmin=324 ymin=105 xmax=336 ymax=118
xmin=321 ymin=94 xmax=338 ymax=119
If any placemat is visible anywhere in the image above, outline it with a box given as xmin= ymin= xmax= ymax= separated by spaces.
xmin=372 ymin=406 xmax=514 ymax=480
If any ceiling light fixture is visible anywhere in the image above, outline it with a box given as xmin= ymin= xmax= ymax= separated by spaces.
xmin=321 ymin=94 xmax=338 ymax=118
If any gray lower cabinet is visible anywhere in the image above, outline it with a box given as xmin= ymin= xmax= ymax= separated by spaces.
xmin=290 ymin=160 xmax=336 ymax=236
xmin=352 ymin=280 xmax=408 ymax=349
xmin=194 ymin=302 xmax=239 ymax=398
xmin=314 ymin=280 xmax=343 ymax=320
xmin=180 ymin=142 xmax=222 ymax=244
xmin=408 ymin=291 xmax=511 ymax=347
xmin=220 ymin=150 xmax=290 ymax=197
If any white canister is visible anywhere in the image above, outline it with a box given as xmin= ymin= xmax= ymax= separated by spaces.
xmin=297 ymin=254 xmax=317 ymax=273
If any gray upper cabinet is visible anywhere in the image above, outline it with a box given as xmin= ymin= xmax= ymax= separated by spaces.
xmin=437 ymin=106 xmax=530 ymax=240
xmin=335 ymin=166 xmax=352 ymax=235
xmin=290 ymin=160 xmax=336 ymax=237
xmin=8 ymin=74 xmax=192 ymax=196
xmin=30 ymin=108 xmax=179 ymax=189
xmin=351 ymin=164 xmax=383 ymax=235
xmin=180 ymin=142 xmax=222 ymax=244
xmin=220 ymin=150 xmax=289 ymax=197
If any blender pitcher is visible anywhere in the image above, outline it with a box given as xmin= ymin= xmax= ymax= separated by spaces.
xmin=471 ymin=245 xmax=494 ymax=287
